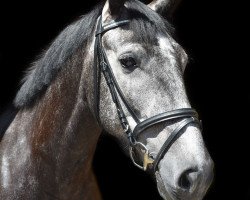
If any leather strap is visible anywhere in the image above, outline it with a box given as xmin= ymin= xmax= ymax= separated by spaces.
xmin=153 ymin=117 xmax=200 ymax=172
xmin=94 ymin=16 xmax=138 ymax=138
xmin=133 ymin=108 xmax=198 ymax=138
xmin=93 ymin=19 xmax=102 ymax=124
xmin=101 ymin=48 xmax=141 ymax=124
xmin=96 ymin=20 xmax=130 ymax=36
xmin=94 ymin=16 xmax=140 ymax=129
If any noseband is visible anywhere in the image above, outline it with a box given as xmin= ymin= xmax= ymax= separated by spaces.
xmin=93 ymin=16 xmax=201 ymax=173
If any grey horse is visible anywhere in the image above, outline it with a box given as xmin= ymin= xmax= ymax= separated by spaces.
xmin=0 ymin=0 xmax=213 ymax=199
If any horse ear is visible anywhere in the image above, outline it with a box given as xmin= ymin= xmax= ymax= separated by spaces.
xmin=148 ymin=0 xmax=182 ymax=18
xmin=102 ymin=0 xmax=126 ymax=24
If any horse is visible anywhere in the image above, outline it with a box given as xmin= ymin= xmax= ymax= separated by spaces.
xmin=0 ymin=0 xmax=214 ymax=199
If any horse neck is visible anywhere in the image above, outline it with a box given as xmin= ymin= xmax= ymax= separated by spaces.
xmin=0 ymin=48 xmax=102 ymax=199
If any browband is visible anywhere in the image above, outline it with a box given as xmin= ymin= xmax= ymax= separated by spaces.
xmin=95 ymin=19 xmax=130 ymax=36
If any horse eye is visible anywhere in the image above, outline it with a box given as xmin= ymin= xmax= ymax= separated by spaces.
xmin=119 ymin=57 xmax=137 ymax=69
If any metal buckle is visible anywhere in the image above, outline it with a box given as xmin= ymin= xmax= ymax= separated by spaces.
xmin=129 ymin=142 xmax=154 ymax=171
xmin=124 ymin=124 xmax=129 ymax=133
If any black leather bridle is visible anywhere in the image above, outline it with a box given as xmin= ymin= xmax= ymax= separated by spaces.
xmin=93 ymin=16 xmax=201 ymax=173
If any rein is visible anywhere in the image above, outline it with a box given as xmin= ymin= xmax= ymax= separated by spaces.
xmin=93 ymin=16 xmax=201 ymax=173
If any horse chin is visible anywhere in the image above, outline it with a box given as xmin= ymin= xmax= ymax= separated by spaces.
xmin=155 ymin=171 xmax=174 ymax=200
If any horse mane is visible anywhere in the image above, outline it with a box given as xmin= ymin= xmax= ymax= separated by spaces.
xmin=14 ymin=4 xmax=103 ymax=108
xmin=14 ymin=0 xmax=173 ymax=108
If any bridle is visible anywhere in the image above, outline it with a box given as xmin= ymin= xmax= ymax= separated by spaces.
xmin=93 ymin=16 xmax=201 ymax=173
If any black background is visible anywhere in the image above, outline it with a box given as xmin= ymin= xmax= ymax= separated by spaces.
xmin=0 ymin=0 xmax=249 ymax=199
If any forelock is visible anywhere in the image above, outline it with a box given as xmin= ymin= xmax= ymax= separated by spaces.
xmin=125 ymin=0 xmax=174 ymax=45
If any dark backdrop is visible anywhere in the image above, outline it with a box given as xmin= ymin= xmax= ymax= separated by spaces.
xmin=0 ymin=0 xmax=249 ymax=199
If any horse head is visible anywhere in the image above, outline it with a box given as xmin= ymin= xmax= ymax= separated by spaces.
xmin=87 ymin=0 xmax=214 ymax=199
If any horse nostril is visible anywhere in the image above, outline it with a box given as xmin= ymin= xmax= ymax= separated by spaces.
xmin=178 ymin=168 xmax=199 ymax=190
